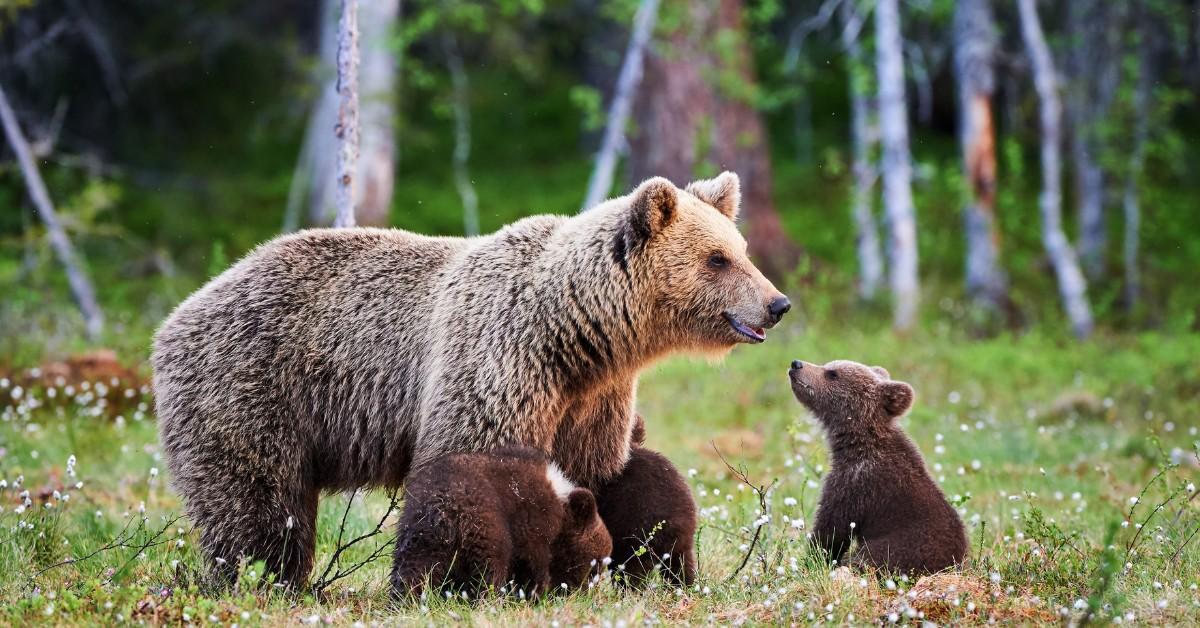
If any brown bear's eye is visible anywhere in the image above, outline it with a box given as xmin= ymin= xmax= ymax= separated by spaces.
xmin=707 ymin=253 xmax=729 ymax=269
xmin=824 ymin=369 xmax=838 ymax=380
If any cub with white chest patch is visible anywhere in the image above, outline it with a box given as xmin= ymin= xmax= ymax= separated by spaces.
xmin=789 ymin=359 xmax=967 ymax=574
xmin=390 ymin=446 xmax=612 ymax=598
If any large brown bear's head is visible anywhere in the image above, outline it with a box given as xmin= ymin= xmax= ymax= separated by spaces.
xmin=549 ymin=488 xmax=613 ymax=590
xmin=787 ymin=359 xmax=915 ymax=434
xmin=616 ymin=172 xmax=790 ymax=353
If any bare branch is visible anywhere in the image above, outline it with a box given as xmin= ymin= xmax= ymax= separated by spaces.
xmin=312 ymin=488 xmax=401 ymax=594
xmin=711 ymin=442 xmax=777 ymax=584
xmin=0 ymin=83 xmax=104 ymax=339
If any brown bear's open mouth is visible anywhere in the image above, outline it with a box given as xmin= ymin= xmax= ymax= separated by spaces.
xmin=723 ymin=313 xmax=766 ymax=343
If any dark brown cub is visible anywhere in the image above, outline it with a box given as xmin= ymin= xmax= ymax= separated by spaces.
xmin=595 ymin=415 xmax=698 ymax=586
xmin=789 ymin=359 xmax=967 ymax=574
xmin=390 ymin=446 xmax=611 ymax=598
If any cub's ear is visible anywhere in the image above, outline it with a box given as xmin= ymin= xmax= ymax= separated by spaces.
xmin=880 ymin=381 xmax=915 ymax=417
xmin=630 ymin=413 xmax=646 ymax=446
xmin=626 ymin=177 xmax=678 ymax=245
xmin=566 ymin=488 xmax=599 ymax=528
xmin=871 ymin=366 xmax=891 ymax=380
xmin=685 ymin=171 xmax=741 ymax=221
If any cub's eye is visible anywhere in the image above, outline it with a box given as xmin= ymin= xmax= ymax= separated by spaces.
xmin=824 ymin=369 xmax=838 ymax=380
xmin=707 ymin=253 xmax=729 ymax=269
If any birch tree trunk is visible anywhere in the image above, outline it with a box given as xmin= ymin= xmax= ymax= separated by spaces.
xmin=1018 ymin=0 xmax=1094 ymax=339
xmin=840 ymin=0 xmax=884 ymax=300
xmin=581 ymin=0 xmax=659 ymax=211
xmin=875 ymin=0 xmax=919 ymax=332
xmin=0 ymin=84 xmax=104 ymax=339
xmin=1066 ymin=0 xmax=1119 ymax=280
xmin=333 ymin=0 xmax=360 ymax=228
xmin=288 ymin=0 xmax=396 ymax=230
xmin=355 ymin=0 xmax=400 ymax=226
xmin=444 ymin=34 xmax=479 ymax=236
xmin=1122 ymin=32 xmax=1151 ymax=311
xmin=953 ymin=0 xmax=1007 ymax=310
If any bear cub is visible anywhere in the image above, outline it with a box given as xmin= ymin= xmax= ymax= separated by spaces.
xmin=596 ymin=415 xmax=698 ymax=586
xmin=789 ymin=359 xmax=967 ymax=574
xmin=391 ymin=447 xmax=612 ymax=598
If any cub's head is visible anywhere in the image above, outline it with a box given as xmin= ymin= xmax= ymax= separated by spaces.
xmin=788 ymin=359 xmax=914 ymax=431
xmin=613 ymin=173 xmax=790 ymax=352
xmin=550 ymin=488 xmax=613 ymax=590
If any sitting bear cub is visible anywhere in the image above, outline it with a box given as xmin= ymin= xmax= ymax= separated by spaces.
xmin=391 ymin=447 xmax=612 ymax=598
xmin=596 ymin=415 xmax=698 ymax=586
xmin=788 ymin=359 xmax=967 ymax=574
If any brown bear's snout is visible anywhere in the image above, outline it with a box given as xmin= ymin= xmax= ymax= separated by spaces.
xmin=767 ymin=295 xmax=791 ymax=325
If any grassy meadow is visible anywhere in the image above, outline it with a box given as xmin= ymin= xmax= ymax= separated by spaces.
xmin=1 ymin=308 xmax=1198 ymax=625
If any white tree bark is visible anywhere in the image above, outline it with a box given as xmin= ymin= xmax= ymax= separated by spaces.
xmin=444 ymin=34 xmax=479 ymax=236
xmin=1066 ymin=0 xmax=1119 ymax=280
xmin=355 ymin=0 xmax=399 ymax=226
xmin=1122 ymin=39 xmax=1151 ymax=310
xmin=0 ymin=84 xmax=103 ymax=339
xmin=333 ymin=0 xmax=360 ymax=228
xmin=840 ymin=0 xmax=884 ymax=300
xmin=1018 ymin=0 xmax=1093 ymax=339
xmin=874 ymin=0 xmax=919 ymax=331
xmin=581 ymin=0 xmax=659 ymax=212
xmin=953 ymin=0 xmax=1007 ymax=309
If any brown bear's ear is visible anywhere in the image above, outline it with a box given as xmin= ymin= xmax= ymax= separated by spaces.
xmin=566 ymin=488 xmax=599 ymax=529
xmin=629 ymin=176 xmax=678 ymax=238
xmin=871 ymin=366 xmax=891 ymax=380
xmin=880 ymin=381 xmax=915 ymax=417
xmin=685 ymin=171 xmax=741 ymax=221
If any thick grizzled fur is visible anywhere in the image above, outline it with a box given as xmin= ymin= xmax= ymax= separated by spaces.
xmin=390 ymin=446 xmax=611 ymax=598
xmin=789 ymin=360 xmax=967 ymax=574
xmin=596 ymin=415 xmax=698 ymax=586
xmin=153 ymin=172 xmax=788 ymax=583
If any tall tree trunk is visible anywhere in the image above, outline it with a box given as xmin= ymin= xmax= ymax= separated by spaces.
xmin=710 ymin=0 xmax=799 ymax=278
xmin=355 ymin=0 xmax=400 ymax=226
xmin=629 ymin=0 xmax=800 ymax=278
xmin=582 ymin=0 xmax=660 ymax=211
xmin=875 ymin=0 xmax=919 ymax=332
xmin=840 ymin=0 xmax=884 ymax=300
xmin=288 ymin=0 xmax=397 ymax=230
xmin=444 ymin=34 xmax=479 ymax=236
xmin=0 ymin=84 xmax=104 ymax=339
xmin=1066 ymin=0 xmax=1119 ymax=280
xmin=1123 ymin=26 xmax=1151 ymax=311
xmin=953 ymin=0 xmax=1007 ymax=310
xmin=333 ymin=0 xmax=360 ymax=228
xmin=1018 ymin=0 xmax=1094 ymax=339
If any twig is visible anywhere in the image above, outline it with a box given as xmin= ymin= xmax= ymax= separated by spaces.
xmin=711 ymin=442 xmax=777 ymax=584
xmin=311 ymin=488 xmax=401 ymax=594
xmin=30 ymin=513 xmax=182 ymax=582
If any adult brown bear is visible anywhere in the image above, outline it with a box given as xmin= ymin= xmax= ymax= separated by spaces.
xmin=153 ymin=172 xmax=789 ymax=584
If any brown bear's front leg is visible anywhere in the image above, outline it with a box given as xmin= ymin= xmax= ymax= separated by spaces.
xmin=811 ymin=506 xmax=855 ymax=566
xmin=552 ymin=380 xmax=637 ymax=488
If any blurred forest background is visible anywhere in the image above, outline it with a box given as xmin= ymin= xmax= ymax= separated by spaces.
xmin=3 ymin=2 xmax=1200 ymax=624
xmin=2 ymin=0 xmax=1200 ymax=350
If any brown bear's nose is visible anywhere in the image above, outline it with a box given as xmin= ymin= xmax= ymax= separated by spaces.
xmin=791 ymin=359 xmax=803 ymax=370
xmin=768 ymin=296 xmax=791 ymax=322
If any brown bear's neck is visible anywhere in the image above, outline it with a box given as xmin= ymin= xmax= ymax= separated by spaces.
xmin=534 ymin=210 xmax=656 ymax=388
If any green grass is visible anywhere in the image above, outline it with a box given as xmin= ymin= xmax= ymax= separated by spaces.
xmin=1 ymin=311 xmax=1198 ymax=625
